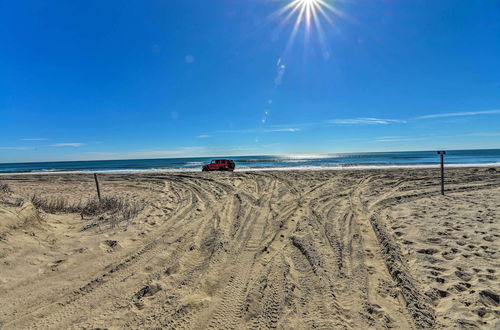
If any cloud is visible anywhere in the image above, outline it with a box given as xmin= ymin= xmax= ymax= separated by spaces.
xmin=219 ymin=127 xmax=302 ymax=134
xmin=271 ymin=128 xmax=301 ymax=132
xmin=226 ymin=146 xmax=259 ymax=152
xmin=370 ymin=136 xmax=429 ymax=143
xmin=196 ymin=135 xmax=210 ymax=138
xmin=21 ymin=138 xmax=48 ymax=141
xmin=415 ymin=109 xmax=500 ymax=120
xmin=216 ymin=108 xmax=499 ymax=136
xmin=0 ymin=146 xmax=34 ymax=150
xmin=328 ymin=117 xmax=406 ymax=125
xmin=50 ymin=143 xmax=85 ymax=147
xmin=468 ymin=132 xmax=500 ymax=137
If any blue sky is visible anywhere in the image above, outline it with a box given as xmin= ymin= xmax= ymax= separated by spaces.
xmin=1 ymin=0 xmax=499 ymax=162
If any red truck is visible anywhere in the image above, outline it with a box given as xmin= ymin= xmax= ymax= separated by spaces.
xmin=202 ymin=159 xmax=236 ymax=172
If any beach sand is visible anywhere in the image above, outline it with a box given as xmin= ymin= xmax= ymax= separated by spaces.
xmin=0 ymin=168 xmax=498 ymax=329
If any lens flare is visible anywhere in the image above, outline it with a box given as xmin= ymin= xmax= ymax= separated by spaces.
xmin=272 ymin=0 xmax=344 ymax=52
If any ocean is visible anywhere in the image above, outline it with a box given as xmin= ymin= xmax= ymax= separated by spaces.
xmin=1 ymin=149 xmax=499 ymax=174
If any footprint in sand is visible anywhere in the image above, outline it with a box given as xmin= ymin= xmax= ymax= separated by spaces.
xmin=100 ymin=240 xmax=121 ymax=252
xmin=455 ymin=269 xmax=473 ymax=282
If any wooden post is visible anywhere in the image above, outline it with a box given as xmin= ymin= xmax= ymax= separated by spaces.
xmin=437 ymin=151 xmax=446 ymax=195
xmin=94 ymin=173 xmax=101 ymax=201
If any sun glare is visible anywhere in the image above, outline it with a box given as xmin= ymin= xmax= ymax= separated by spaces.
xmin=272 ymin=0 xmax=344 ymax=52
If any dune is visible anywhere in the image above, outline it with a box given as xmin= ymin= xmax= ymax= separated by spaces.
xmin=0 ymin=168 xmax=498 ymax=329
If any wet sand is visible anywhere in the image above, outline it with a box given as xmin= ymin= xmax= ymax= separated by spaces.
xmin=0 ymin=168 xmax=498 ymax=329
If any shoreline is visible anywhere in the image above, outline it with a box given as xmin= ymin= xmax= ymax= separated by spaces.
xmin=1 ymin=162 xmax=499 ymax=176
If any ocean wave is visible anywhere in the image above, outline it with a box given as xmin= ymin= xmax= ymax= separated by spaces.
xmin=232 ymin=158 xmax=323 ymax=163
xmin=182 ymin=162 xmax=204 ymax=166
xmin=1 ymin=162 xmax=499 ymax=175
xmin=238 ymin=162 xmax=500 ymax=171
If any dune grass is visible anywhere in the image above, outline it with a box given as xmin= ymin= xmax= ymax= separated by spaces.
xmin=0 ymin=182 xmax=11 ymax=194
xmin=31 ymin=195 xmax=144 ymax=221
xmin=0 ymin=182 xmax=23 ymax=207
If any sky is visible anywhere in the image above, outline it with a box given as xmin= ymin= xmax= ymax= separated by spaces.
xmin=1 ymin=0 xmax=499 ymax=163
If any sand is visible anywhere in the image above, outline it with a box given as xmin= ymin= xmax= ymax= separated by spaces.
xmin=0 ymin=168 xmax=498 ymax=329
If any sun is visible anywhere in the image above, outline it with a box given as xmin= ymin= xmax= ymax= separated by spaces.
xmin=301 ymin=0 xmax=320 ymax=4
xmin=272 ymin=0 xmax=344 ymax=52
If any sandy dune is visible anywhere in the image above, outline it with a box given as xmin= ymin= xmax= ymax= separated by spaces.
xmin=0 ymin=168 xmax=498 ymax=329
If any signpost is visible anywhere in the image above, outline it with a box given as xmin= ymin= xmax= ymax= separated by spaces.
xmin=437 ymin=151 xmax=446 ymax=195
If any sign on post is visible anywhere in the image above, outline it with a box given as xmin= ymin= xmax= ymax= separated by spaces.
xmin=437 ymin=151 xmax=446 ymax=195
